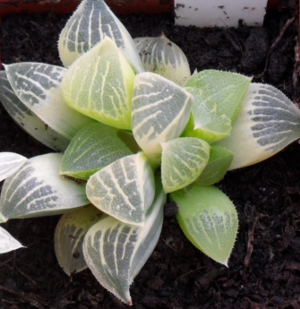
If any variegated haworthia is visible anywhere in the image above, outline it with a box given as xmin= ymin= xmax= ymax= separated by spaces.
xmin=5 ymin=63 xmax=93 ymax=140
xmin=215 ymin=83 xmax=300 ymax=170
xmin=133 ymin=34 xmax=191 ymax=86
xmin=83 ymin=179 xmax=166 ymax=305
xmin=86 ymin=152 xmax=155 ymax=226
xmin=0 ymin=153 xmax=89 ymax=223
xmin=0 ymin=152 xmax=27 ymax=182
xmin=0 ymin=226 xmax=24 ymax=253
xmin=0 ymin=71 xmax=69 ymax=151
xmin=58 ymin=0 xmax=144 ymax=73
xmin=132 ymin=72 xmax=192 ymax=161
xmin=62 ymin=37 xmax=135 ymax=130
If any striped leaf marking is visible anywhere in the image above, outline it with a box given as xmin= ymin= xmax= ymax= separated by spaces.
xmin=171 ymin=185 xmax=238 ymax=266
xmin=60 ymin=122 xmax=132 ymax=180
xmin=0 ymin=153 xmax=89 ymax=222
xmin=161 ymin=137 xmax=210 ymax=193
xmin=5 ymin=63 xmax=93 ymax=140
xmin=86 ymin=152 xmax=155 ymax=226
xmin=62 ymin=37 xmax=135 ymax=130
xmin=54 ymin=205 xmax=104 ymax=275
xmin=132 ymin=72 xmax=192 ymax=158
xmin=133 ymin=35 xmax=191 ymax=85
xmin=0 ymin=226 xmax=24 ymax=253
xmin=58 ymin=0 xmax=143 ymax=72
xmin=0 ymin=71 xmax=69 ymax=151
xmin=0 ymin=152 xmax=28 ymax=182
xmin=185 ymin=69 xmax=252 ymax=121
xmin=216 ymin=83 xmax=300 ymax=170
xmin=83 ymin=180 xmax=166 ymax=305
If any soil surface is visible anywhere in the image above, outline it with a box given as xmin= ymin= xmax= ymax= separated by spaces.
xmin=1 ymin=6 xmax=300 ymax=309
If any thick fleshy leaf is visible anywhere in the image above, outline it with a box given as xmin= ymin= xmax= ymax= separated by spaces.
xmin=86 ymin=152 xmax=155 ymax=226
xmin=83 ymin=180 xmax=166 ymax=305
xmin=132 ymin=72 xmax=192 ymax=159
xmin=58 ymin=0 xmax=144 ymax=73
xmin=195 ymin=145 xmax=233 ymax=186
xmin=60 ymin=122 xmax=132 ymax=180
xmin=62 ymin=37 xmax=135 ymax=130
xmin=4 ymin=63 xmax=93 ymax=140
xmin=54 ymin=205 xmax=104 ymax=275
xmin=0 ymin=152 xmax=27 ymax=182
xmin=215 ymin=83 xmax=300 ymax=170
xmin=0 ymin=71 xmax=69 ymax=151
xmin=171 ymin=185 xmax=238 ymax=266
xmin=0 ymin=226 xmax=24 ymax=253
xmin=133 ymin=35 xmax=191 ymax=85
xmin=0 ymin=153 xmax=89 ymax=222
xmin=182 ymin=86 xmax=232 ymax=143
xmin=161 ymin=137 xmax=210 ymax=193
xmin=185 ymin=70 xmax=251 ymax=121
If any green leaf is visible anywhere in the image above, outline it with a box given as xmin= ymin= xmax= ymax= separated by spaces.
xmin=161 ymin=137 xmax=210 ymax=193
xmin=86 ymin=152 xmax=155 ymax=226
xmin=60 ymin=122 xmax=132 ymax=180
xmin=58 ymin=0 xmax=144 ymax=73
xmin=195 ymin=145 xmax=233 ymax=186
xmin=171 ymin=185 xmax=238 ymax=266
xmin=182 ymin=86 xmax=232 ymax=143
xmin=0 ymin=71 xmax=69 ymax=151
xmin=0 ymin=226 xmax=25 ymax=253
xmin=0 ymin=152 xmax=28 ymax=182
xmin=62 ymin=37 xmax=135 ymax=130
xmin=132 ymin=72 xmax=192 ymax=159
xmin=54 ymin=205 xmax=104 ymax=275
xmin=83 ymin=179 xmax=166 ymax=305
xmin=215 ymin=83 xmax=300 ymax=170
xmin=185 ymin=70 xmax=251 ymax=121
xmin=0 ymin=153 xmax=89 ymax=222
xmin=133 ymin=35 xmax=191 ymax=85
xmin=4 ymin=63 xmax=93 ymax=140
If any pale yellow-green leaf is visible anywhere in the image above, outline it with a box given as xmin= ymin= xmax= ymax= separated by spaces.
xmin=61 ymin=37 xmax=135 ymax=130
xmin=171 ymin=185 xmax=238 ymax=266
xmin=182 ymin=86 xmax=232 ymax=143
xmin=54 ymin=205 xmax=105 ymax=275
xmin=132 ymin=72 xmax=192 ymax=159
xmin=133 ymin=35 xmax=191 ymax=85
xmin=185 ymin=70 xmax=252 ymax=121
xmin=161 ymin=137 xmax=210 ymax=193
xmin=195 ymin=145 xmax=233 ymax=186
xmin=86 ymin=152 xmax=155 ymax=226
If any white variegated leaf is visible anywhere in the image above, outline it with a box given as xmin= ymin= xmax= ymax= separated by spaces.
xmin=161 ymin=137 xmax=210 ymax=193
xmin=0 ymin=71 xmax=69 ymax=151
xmin=83 ymin=180 xmax=166 ymax=305
xmin=215 ymin=83 xmax=300 ymax=170
xmin=54 ymin=205 xmax=104 ymax=275
xmin=58 ymin=0 xmax=144 ymax=73
xmin=132 ymin=72 xmax=192 ymax=158
xmin=0 ymin=152 xmax=27 ymax=182
xmin=5 ymin=63 xmax=93 ymax=140
xmin=86 ymin=152 xmax=155 ymax=226
xmin=133 ymin=35 xmax=191 ymax=85
xmin=0 ymin=153 xmax=89 ymax=222
xmin=0 ymin=226 xmax=24 ymax=253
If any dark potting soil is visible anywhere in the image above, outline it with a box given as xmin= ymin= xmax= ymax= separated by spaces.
xmin=1 ymin=7 xmax=300 ymax=309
